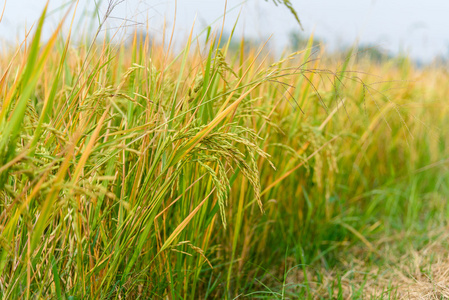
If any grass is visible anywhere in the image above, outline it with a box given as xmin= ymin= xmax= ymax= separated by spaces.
xmin=1 ymin=2 xmax=449 ymax=299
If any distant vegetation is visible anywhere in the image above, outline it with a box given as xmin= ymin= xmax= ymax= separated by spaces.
xmin=1 ymin=3 xmax=449 ymax=299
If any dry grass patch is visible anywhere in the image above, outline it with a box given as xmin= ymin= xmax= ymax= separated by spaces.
xmin=280 ymin=228 xmax=449 ymax=299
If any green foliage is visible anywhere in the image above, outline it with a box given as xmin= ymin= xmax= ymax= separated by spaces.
xmin=0 ymin=5 xmax=448 ymax=300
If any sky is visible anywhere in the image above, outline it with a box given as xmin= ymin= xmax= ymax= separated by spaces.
xmin=0 ymin=0 xmax=448 ymax=62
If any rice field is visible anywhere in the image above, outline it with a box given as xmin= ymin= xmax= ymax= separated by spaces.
xmin=1 ymin=3 xmax=449 ymax=299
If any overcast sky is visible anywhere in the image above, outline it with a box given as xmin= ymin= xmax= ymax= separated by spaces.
xmin=0 ymin=0 xmax=448 ymax=62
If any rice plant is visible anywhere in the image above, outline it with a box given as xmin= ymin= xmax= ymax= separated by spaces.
xmin=1 ymin=2 xmax=448 ymax=299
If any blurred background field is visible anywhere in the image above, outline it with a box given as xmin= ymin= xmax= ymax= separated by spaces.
xmin=3 ymin=0 xmax=449 ymax=64
xmin=1 ymin=1 xmax=449 ymax=299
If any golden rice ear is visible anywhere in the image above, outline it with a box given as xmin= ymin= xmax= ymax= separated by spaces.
xmin=0 ymin=0 xmax=445 ymax=298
